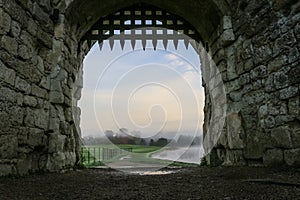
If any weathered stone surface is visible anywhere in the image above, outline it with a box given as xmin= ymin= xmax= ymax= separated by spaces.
xmin=24 ymin=95 xmax=37 ymax=107
xmin=223 ymin=150 xmax=246 ymax=166
xmin=291 ymin=127 xmax=300 ymax=148
xmin=279 ymin=86 xmax=298 ymax=100
xmin=31 ymin=84 xmax=48 ymax=99
xmin=10 ymin=20 xmax=20 ymax=37
xmin=24 ymin=107 xmax=35 ymax=127
xmin=1 ymin=35 xmax=18 ymax=55
xmin=0 ymin=9 xmax=11 ymax=34
xmin=28 ymin=128 xmax=46 ymax=147
xmin=49 ymin=91 xmax=64 ymax=103
xmin=244 ymin=134 xmax=264 ymax=159
xmin=0 ymin=86 xmax=17 ymax=103
xmin=48 ymin=134 xmax=66 ymax=153
xmin=18 ymin=44 xmax=32 ymax=60
xmin=287 ymin=66 xmax=300 ymax=85
xmin=273 ymin=31 xmax=296 ymax=56
xmin=271 ymin=126 xmax=293 ymax=149
xmin=46 ymin=152 xmax=65 ymax=171
xmin=36 ymin=29 xmax=53 ymax=49
xmin=227 ymin=113 xmax=244 ymax=149
xmin=15 ymin=76 xmax=31 ymax=94
xmin=267 ymin=54 xmax=288 ymax=72
xmin=274 ymin=71 xmax=289 ymax=89
xmin=9 ymin=105 xmax=24 ymax=125
xmin=34 ymin=109 xmax=48 ymax=129
xmin=0 ymin=135 xmax=18 ymax=158
xmin=284 ymin=149 xmax=300 ymax=166
xmin=250 ymin=65 xmax=267 ymax=80
xmin=288 ymin=96 xmax=299 ymax=116
xmin=263 ymin=149 xmax=284 ymax=166
xmin=0 ymin=62 xmax=16 ymax=86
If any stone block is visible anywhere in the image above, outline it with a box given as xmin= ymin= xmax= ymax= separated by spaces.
xmin=275 ymin=115 xmax=295 ymax=127
xmin=227 ymin=112 xmax=245 ymax=149
xmin=0 ymin=9 xmax=11 ymax=34
xmin=24 ymin=107 xmax=35 ymax=127
xmin=38 ymin=0 xmax=52 ymax=13
xmin=16 ymin=159 xmax=30 ymax=175
xmin=271 ymin=126 xmax=293 ymax=148
xmin=15 ymin=77 xmax=31 ymax=94
xmin=27 ymin=17 xmax=37 ymax=36
xmin=32 ymin=2 xmax=51 ymax=25
xmin=37 ymin=29 xmax=52 ymax=49
xmin=36 ymin=56 xmax=45 ymax=74
xmin=254 ymin=45 xmax=272 ymax=65
xmin=244 ymin=135 xmax=264 ymax=159
xmin=258 ymin=105 xmax=268 ymax=118
xmin=64 ymin=152 xmax=77 ymax=167
xmin=0 ymin=62 xmax=16 ymax=86
xmin=28 ymin=128 xmax=45 ymax=147
xmin=239 ymin=73 xmax=250 ymax=85
xmin=288 ymin=47 xmax=299 ymax=64
xmin=16 ymin=92 xmax=23 ymax=106
xmin=265 ymin=73 xmax=275 ymax=92
xmin=1 ymin=35 xmax=18 ymax=55
xmin=274 ymin=71 xmax=289 ymax=89
xmin=267 ymin=54 xmax=288 ymax=73
xmin=223 ymin=150 xmax=246 ymax=166
xmin=0 ymin=86 xmax=16 ymax=103
xmin=48 ymin=117 xmax=59 ymax=132
xmin=250 ymin=65 xmax=267 ymax=80
xmin=46 ymin=152 xmax=65 ymax=172
xmin=273 ymin=31 xmax=296 ymax=56
xmin=0 ymin=135 xmax=18 ymax=158
xmin=39 ymin=76 xmax=50 ymax=90
xmin=221 ymin=29 xmax=235 ymax=46
xmin=229 ymin=91 xmax=242 ymax=102
xmin=31 ymin=84 xmax=48 ymax=99
xmin=223 ymin=16 xmax=232 ymax=29
xmin=18 ymin=44 xmax=32 ymax=60
xmin=49 ymin=90 xmax=64 ymax=104
xmin=0 ymin=112 xmax=10 ymax=132
xmin=263 ymin=149 xmax=284 ymax=166
xmin=9 ymin=106 xmax=24 ymax=125
xmin=48 ymin=133 xmax=66 ymax=153
xmin=288 ymin=96 xmax=299 ymax=116
xmin=284 ymin=149 xmax=300 ymax=166
xmin=287 ymin=65 xmax=300 ymax=85
xmin=264 ymin=116 xmax=275 ymax=128
xmin=291 ymin=128 xmax=300 ymax=148
xmin=225 ymin=79 xmax=241 ymax=93
xmin=279 ymin=86 xmax=298 ymax=100
xmin=34 ymin=109 xmax=48 ymax=129
xmin=24 ymin=95 xmax=37 ymax=107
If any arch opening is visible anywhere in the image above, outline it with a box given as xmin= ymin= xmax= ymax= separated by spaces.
xmin=72 ymin=2 xmax=226 ymax=171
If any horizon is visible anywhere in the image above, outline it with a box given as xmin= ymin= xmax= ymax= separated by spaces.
xmin=79 ymin=39 xmax=205 ymax=139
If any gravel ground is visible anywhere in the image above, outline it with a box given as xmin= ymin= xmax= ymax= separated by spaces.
xmin=0 ymin=166 xmax=299 ymax=200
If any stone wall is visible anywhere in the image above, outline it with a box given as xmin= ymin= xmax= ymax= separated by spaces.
xmin=0 ymin=0 xmax=81 ymax=175
xmin=0 ymin=0 xmax=299 ymax=176
xmin=204 ymin=0 xmax=300 ymax=166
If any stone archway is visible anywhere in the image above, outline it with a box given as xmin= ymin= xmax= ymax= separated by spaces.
xmin=0 ymin=0 xmax=299 ymax=176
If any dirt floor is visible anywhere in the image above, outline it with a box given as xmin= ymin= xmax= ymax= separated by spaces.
xmin=0 ymin=166 xmax=299 ymax=200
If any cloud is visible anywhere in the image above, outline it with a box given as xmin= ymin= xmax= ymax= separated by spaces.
xmin=79 ymin=42 xmax=205 ymax=136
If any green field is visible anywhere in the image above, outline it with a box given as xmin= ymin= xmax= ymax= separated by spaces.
xmin=81 ymin=144 xmax=199 ymax=167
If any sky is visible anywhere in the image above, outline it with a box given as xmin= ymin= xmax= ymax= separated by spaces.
xmin=78 ymin=39 xmax=205 ymax=139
